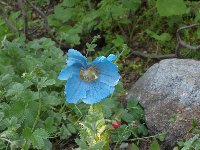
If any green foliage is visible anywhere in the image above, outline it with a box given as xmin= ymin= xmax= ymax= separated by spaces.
xmin=145 ymin=29 xmax=172 ymax=43
xmin=0 ymin=0 xmax=200 ymax=149
xmin=178 ymin=122 xmax=200 ymax=150
xmin=149 ymin=139 xmax=160 ymax=150
xmin=179 ymin=135 xmax=200 ymax=150
xmin=86 ymin=35 xmax=101 ymax=52
xmin=76 ymin=104 xmax=108 ymax=150
xmin=109 ymin=98 xmax=148 ymax=144
xmin=156 ymin=0 xmax=187 ymax=16
xmin=0 ymin=37 xmax=90 ymax=149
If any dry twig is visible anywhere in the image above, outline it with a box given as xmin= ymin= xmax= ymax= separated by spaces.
xmin=26 ymin=0 xmax=70 ymax=49
xmin=1 ymin=10 xmax=18 ymax=33
xmin=131 ymin=24 xmax=200 ymax=59
xmin=18 ymin=0 xmax=30 ymax=39
xmin=175 ymin=24 xmax=200 ymax=57
xmin=130 ymin=51 xmax=176 ymax=59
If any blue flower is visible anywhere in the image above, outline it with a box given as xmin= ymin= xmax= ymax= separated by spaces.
xmin=58 ymin=49 xmax=120 ymax=104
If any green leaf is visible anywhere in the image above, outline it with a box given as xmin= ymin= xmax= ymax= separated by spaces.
xmin=75 ymin=138 xmax=89 ymax=149
xmin=43 ymin=139 xmax=52 ymax=150
xmin=37 ymin=77 xmax=55 ymax=90
xmin=31 ymin=128 xmax=49 ymax=149
xmin=10 ymin=101 xmax=26 ymax=119
xmin=102 ymin=102 xmax=112 ymax=118
xmin=111 ymin=125 xmax=132 ymax=142
xmin=54 ymin=5 xmax=75 ymax=21
xmin=22 ymin=128 xmax=32 ymax=139
xmin=121 ymin=111 xmax=134 ymax=123
xmin=6 ymin=83 xmax=24 ymax=97
xmin=42 ymin=92 xmax=62 ymax=106
xmin=181 ymin=134 xmax=199 ymax=150
xmin=67 ymin=123 xmax=76 ymax=134
xmin=62 ymin=0 xmax=77 ymax=7
xmin=149 ymin=139 xmax=160 ymax=150
xmin=59 ymin=125 xmax=72 ymax=139
xmin=157 ymin=132 xmax=165 ymax=142
xmin=156 ymin=0 xmax=187 ymax=16
xmin=24 ymin=101 xmax=39 ymax=127
xmin=137 ymin=124 xmax=148 ymax=136
xmin=90 ymin=141 xmax=106 ymax=150
xmin=122 ymin=0 xmax=141 ymax=12
xmin=131 ymin=143 xmax=139 ymax=150
xmin=126 ymin=100 xmax=144 ymax=121
xmin=112 ymin=35 xmax=125 ymax=47
xmin=146 ymin=29 xmax=171 ymax=43
xmin=44 ymin=117 xmax=57 ymax=134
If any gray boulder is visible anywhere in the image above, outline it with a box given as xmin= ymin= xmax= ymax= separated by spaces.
xmin=127 ymin=59 xmax=200 ymax=148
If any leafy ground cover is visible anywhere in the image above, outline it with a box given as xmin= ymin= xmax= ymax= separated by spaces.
xmin=0 ymin=0 xmax=200 ymax=149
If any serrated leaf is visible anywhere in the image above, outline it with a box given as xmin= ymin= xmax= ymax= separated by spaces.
xmin=43 ymin=139 xmax=52 ymax=150
xmin=111 ymin=125 xmax=132 ymax=142
xmin=42 ymin=92 xmax=62 ymax=106
xmin=3 ymin=117 xmax=20 ymax=129
xmin=9 ymin=101 xmax=26 ymax=123
xmin=37 ymin=77 xmax=55 ymax=90
xmin=90 ymin=141 xmax=105 ymax=150
xmin=112 ymin=35 xmax=124 ymax=47
xmin=149 ymin=139 xmax=160 ymax=150
xmin=34 ymin=129 xmax=49 ymax=138
xmin=59 ymin=125 xmax=71 ymax=139
xmin=44 ymin=117 xmax=56 ymax=134
xmin=121 ymin=110 xmax=134 ymax=123
xmin=157 ymin=132 xmax=165 ymax=142
xmin=54 ymin=5 xmax=75 ymax=21
xmin=181 ymin=134 xmax=199 ymax=150
xmin=145 ymin=29 xmax=171 ymax=43
xmin=137 ymin=124 xmax=148 ymax=136
xmin=75 ymin=138 xmax=89 ymax=149
xmin=122 ymin=0 xmax=141 ymax=12
xmin=31 ymin=128 xmax=49 ymax=149
xmin=22 ymin=128 xmax=32 ymax=139
xmin=67 ymin=123 xmax=76 ymax=134
xmin=23 ymin=80 xmax=33 ymax=88
xmin=156 ymin=0 xmax=187 ymax=16
xmin=6 ymin=83 xmax=24 ymax=97
xmin=127 ymin=100 xmax=139 ymax=108
xmin=24 ymin=101 xmax=38 ymax=127
xmin=102 ymin=106 xmax=112 ymax=118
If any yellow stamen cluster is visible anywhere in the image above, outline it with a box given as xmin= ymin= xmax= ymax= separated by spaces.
xmin=80 ymin=66 xmax=99 ymax=82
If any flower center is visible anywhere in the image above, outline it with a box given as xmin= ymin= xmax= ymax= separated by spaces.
xmin=80 ymin=66 xmax=99 ymax=82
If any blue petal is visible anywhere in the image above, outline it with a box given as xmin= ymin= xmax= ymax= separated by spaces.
xmin=67 ymin=49 xmax=87 ymax=66
xmin=58 ymin=64 xmax=81 ymax=80
xmin=65 ymin=75 xmax=89 ymax=103
xmin=107 ymin=54 xmax=117 ymax=62
xmin=92 ymin=58 xmax=120 ymax=86
xmin=82 ymin=81 xmax=115 ymax=104
xmin=92 ymin=56 xmax=106 ymax=63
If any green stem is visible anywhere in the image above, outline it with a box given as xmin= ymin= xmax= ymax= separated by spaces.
xmin=31 ymin=89 xmax=42 ymax=132
xmin=0 ymin=137 xmax=12 ymax=144
xmin=75 ymin=104 xmax=83 ymax=116
xmin=23 ymin=80 xmax=42 ymax=149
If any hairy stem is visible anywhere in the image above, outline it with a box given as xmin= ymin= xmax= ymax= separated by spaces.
xmin=31 ymin=89 xmax=41 ymax=132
